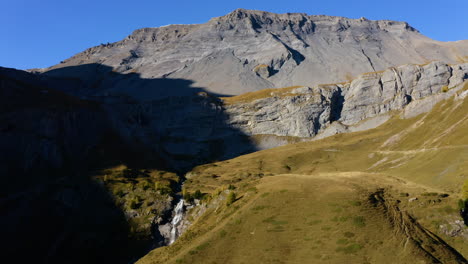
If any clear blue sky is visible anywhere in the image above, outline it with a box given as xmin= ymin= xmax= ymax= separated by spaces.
xmin=2 ymin=0 xmax=467 ymax=70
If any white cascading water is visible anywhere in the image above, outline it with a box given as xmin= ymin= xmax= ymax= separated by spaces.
xmin=169 ymin=199 xmax=185 ymax=245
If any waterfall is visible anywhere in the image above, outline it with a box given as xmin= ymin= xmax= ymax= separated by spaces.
xmin=169 ymin=199 xmax=185 ymax=245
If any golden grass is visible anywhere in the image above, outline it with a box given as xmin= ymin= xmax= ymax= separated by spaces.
xmin=139 ymin=173 xmax=466 ymax=264
xmin=455 ymin=55 xmax=468 ymax=63
xmin=361 ymin=70 xmax=385 ymax=75
xmin=137 ymin=91 xmax=468 ymax=264
xmin=221 ymin=86 xmax=304 ymax=104
xmin=253 ymin=64 xmax=269 ymax=71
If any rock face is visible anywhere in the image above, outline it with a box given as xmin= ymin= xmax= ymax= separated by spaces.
xmin=41 ymin=9 xmax=468 ymax=96
xmin=225 ymin=86 xmax=341 ymax=137
xmin=106 ymin=92 xmax=255 ymax=170
xmin=0 ymin=67 xmax=108 ymax=193
xmin=224 ymin=62 xmax=468 ymax=138
xmin=6 ymin=61 xmax=466 ymax=172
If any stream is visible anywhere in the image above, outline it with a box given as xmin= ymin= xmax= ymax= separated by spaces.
xmin=168 ymin=199 xmax=185 ymax=245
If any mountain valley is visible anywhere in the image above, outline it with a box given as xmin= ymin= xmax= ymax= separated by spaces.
xmin=2 ymin=8 xmax=468 ymax=264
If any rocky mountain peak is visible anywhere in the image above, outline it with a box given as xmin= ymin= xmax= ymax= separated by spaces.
xmin=214 ymin=8 xmax=308 ymax=22
xmin=42 ymin=9 xmax=467 ymax=96
xmin=211 ymin=9 xmax=417 ymax=34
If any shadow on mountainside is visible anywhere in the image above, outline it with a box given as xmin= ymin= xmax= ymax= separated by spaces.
xmin=0 ymin=65 xmax=257 ymax=264
xmin=41 ymin=63 xmax=232 ymax=99
xmin=42 ymin=63 xmax=256 ymax=170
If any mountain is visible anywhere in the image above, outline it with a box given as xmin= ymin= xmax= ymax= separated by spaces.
xmin=39 ymin=9 xmax=468 ymax=96
xmin=2 ymin=8 xmax=468 ymax=264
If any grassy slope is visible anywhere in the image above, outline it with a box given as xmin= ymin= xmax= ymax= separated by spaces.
xmin=138 ymin=83 xmax=468 ymax=264
xmin=221 ymin=86 xmax=304 ymax=104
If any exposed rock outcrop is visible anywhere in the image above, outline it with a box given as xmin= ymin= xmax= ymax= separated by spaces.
xmin=224 ymin=62 xmax=468 ymax=139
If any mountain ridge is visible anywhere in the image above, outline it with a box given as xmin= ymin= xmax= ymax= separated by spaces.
xmin=3 ymin=8 xmax=468 ymax=264
xmin=38 ymin=9 xmax=468 ymax=96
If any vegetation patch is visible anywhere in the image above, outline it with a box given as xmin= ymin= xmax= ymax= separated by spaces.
xmin=336 ymin=238 xmax=350 ymax=245
xmin=251 ymin=205 xmax=269 ymax=211
xmin=219 ymin=230 xmax=227 ymax=238
xmin=336 ymin=243 xmax=363 ymax=254
xmin=352 ymin=216 xmax=366 ymax=228
xmin=262 ymin=216 xmax=288 ymax=225
xmin=221 ymin=86 xmax=304 ymax=104
xmin=226 ymin=192 xmax=237 ymax=206
xmin=307 ymin=220 xmax=322 ymax=225
xmin=421 ymin=192 xmax=439 ymax=197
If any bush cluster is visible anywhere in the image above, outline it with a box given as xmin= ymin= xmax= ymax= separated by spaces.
xmin=226 ymin=192 xmax=237 ymax=206
xmin=458 ymin=180 xmax=468 ymax=225
xmin=182 ymin=188 xmax=204 ymax=202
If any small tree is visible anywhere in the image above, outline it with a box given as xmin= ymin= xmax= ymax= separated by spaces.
xmin=459 ymin=180 xmax=468 ymax=225
xmin=226 ymin=192 xmax=237 ymax=206
xmin=459 ymin=180 xmax=468 ymax=212
xmin=193 ymin=190 xmax=203 ymax=200
xmin=182 ymin=188 xmax=192 ymax=202
xmin=462 ymin=180 xmax=468 ymax=200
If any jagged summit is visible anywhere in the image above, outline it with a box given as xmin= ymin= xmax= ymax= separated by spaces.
xmin=215 ymin=8 xmax=415 ymax=28
xmin=42 ymin=9 xmax=467 ymax=96
xmin=214 ymin=8 xmax=308 ymax=20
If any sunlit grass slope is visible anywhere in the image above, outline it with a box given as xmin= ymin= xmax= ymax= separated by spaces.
xmin=138 ymin=83 xmax=468 ymax=264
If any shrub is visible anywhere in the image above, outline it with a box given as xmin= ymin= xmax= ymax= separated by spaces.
xmin=462 ymin=180 xmax=468 ymax=200
xmin=129 ymin=197 xmax=140 ymax=209
xmin=219 ymin=230 xmax=227 ymax=238
xmin=336 ymin=243 xmax=363 ymax=254
xmin=114 ymin=189 xmax=125 ymax=197
xmin=192 ymin=190 xmax=203 ymax=200
xmin=336 ymin=238 xmax=349 ymax=245
xmin=441 ymin=85 xmax=449 ymax=93
xmin=458 ymin=181 xmax=468 ymax=216
xmin=141 ymin=181 xmax=151 ymax=191
xmin=182 ymin=188 xmax=192 ymax=202
xmin=226 ymin=192 xmax=237 ymax=206
xmin=154 ymin=182 xmax=172 ymax=195
xmin=458 ymin=199 xmax=466 ymax=211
